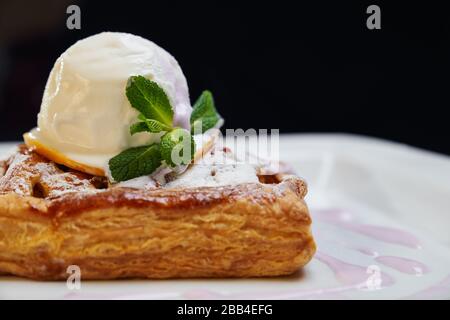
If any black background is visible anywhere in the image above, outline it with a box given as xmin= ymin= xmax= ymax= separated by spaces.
xmin=0 ymin=1 xmax=449 ymax=154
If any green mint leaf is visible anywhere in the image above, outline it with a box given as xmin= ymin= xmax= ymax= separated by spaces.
xmin=126 ymin=76 xmax=174 ymax=127
xmin=108 ymin=144 xmax=162 ymax=182
xmin=130 ymin=122 xmax=149 ymax=135
xmin=130 ymin=119 xmax=171 ymax=135
xmin=191 ymin=116 xmax=221 ymax=134
xmin=160 ymin=128 xmax=196 ymax=167
xmin=190 ymin=90 xmax=222 ymax=134
xmin=143 ymin=119 xmax=172 ymax=133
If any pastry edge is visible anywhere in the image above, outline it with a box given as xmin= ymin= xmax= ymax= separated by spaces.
xmin=0 ymin=176 xmax=316 ymax=280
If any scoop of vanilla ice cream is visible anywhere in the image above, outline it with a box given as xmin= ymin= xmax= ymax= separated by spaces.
xmin=33 ymin=32 xmax=191 ymax=169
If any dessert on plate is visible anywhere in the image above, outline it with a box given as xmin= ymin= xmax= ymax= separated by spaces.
xmin=0 ymin=32 xmax=315 ymax=280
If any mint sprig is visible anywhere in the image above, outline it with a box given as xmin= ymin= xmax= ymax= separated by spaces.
xmin=130 ymin=119 xmax=172 ymax=135
xmin=161 ymin=128 xmax=196 ymax=167
xmin=109 ymin=144 xmax=162 ymax=182
xmin=126 ymin=76 xmax=173 ymax=126
xmin=190 ymin=90 xmax=222 ymax=134
xmin=129 ymin=122 xmax=149 ymax=135
xmin=109 ymin=77 xmax=221 ymax=182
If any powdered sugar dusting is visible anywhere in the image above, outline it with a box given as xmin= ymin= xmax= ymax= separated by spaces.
xmin=165 ymin=147 xmax=259 ymax=189
xmin=0 ymin=146 xmax=101 ymax=198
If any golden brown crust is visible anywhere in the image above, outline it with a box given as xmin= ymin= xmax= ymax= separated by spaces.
xmin=0 ymin=147 xmax=316 ymax=280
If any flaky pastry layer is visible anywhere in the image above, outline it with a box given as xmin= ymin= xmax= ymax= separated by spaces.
xmin=0 ymin=147 xmax=316 ymax=280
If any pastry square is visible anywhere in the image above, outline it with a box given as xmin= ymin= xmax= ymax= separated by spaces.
xmin=0 ymin=146 xmax=315 ymax=280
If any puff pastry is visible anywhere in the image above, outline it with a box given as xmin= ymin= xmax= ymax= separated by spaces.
xmin=0 ymin=146 xmax=316 ymax=280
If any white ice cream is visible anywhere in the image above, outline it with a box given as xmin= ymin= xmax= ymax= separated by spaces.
xmin=31 ymin=32 xmax=192 ymax=170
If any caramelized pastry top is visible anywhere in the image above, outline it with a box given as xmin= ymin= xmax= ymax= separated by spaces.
xmin=0 ymin=146 xmax=307 ymax=218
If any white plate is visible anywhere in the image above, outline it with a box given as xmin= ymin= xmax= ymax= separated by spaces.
xmin=1 ymin=134 xmax=450 ymax=300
